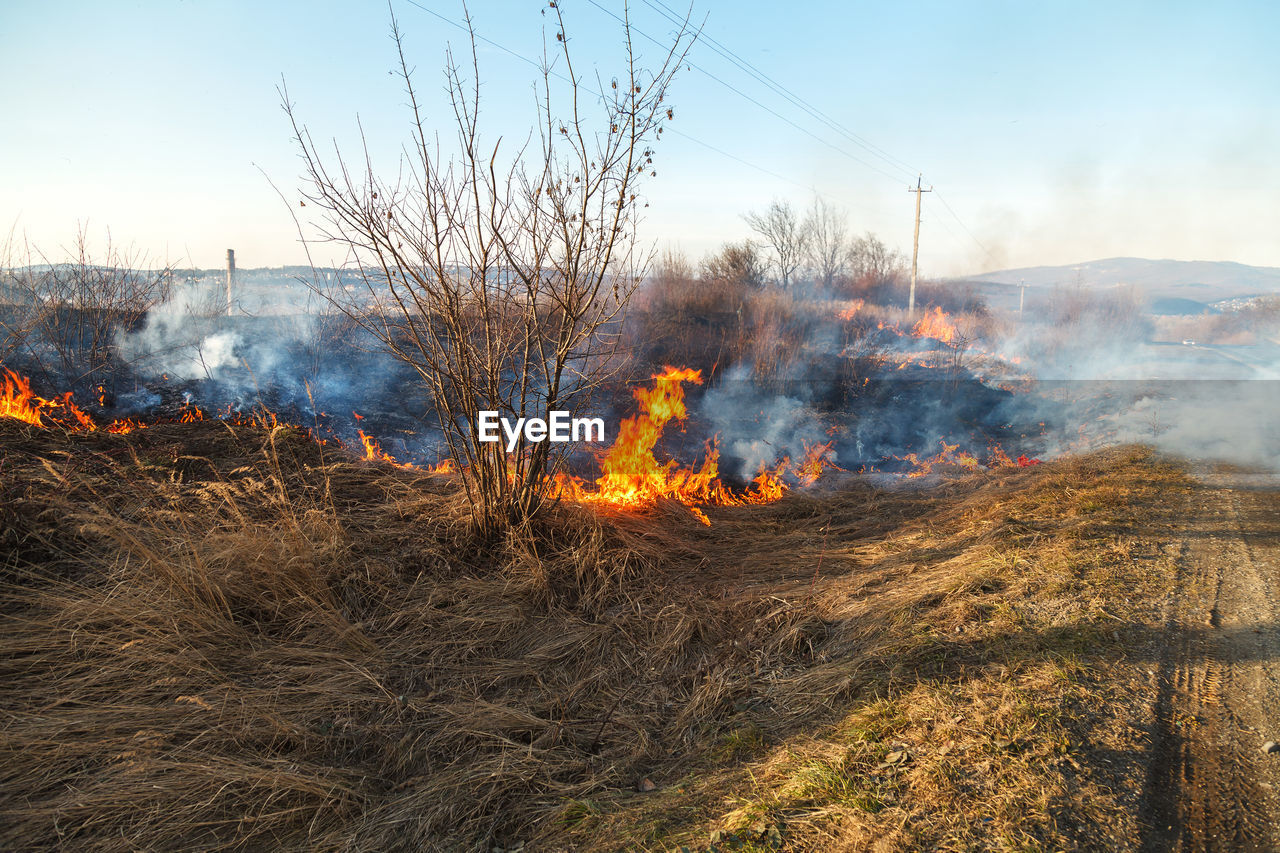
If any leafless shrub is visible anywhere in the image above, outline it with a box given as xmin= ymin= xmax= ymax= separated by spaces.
xmin=744 ymin=199 xmax=809 ymax=289
xmin=3 ymin=224 xmax=172 ymax=391
xmin=843 ymin=231 xmax=905 ymax=303
xmin=285 ymin=6 xmax=693 ymax=535
xmin=699 ymin=240 xmax=767 ymax=298
xmin=0 ymin=226 xmax=38 ymax=366
xmin=804 ymin=196 xmax=849 ymax=290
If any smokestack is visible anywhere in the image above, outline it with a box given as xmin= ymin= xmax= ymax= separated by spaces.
xmin=225 ymin=249 xmax=235 ymax=317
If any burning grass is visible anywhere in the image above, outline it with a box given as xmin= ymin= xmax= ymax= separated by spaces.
xmin=553 ymin=367 xmax=840 ymax=522
xmin=0 ymin=415 xmax=1186 ymax=851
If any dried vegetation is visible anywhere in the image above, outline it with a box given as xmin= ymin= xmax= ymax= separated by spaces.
xmin=0 ymin=418 xmax=1187 ymax=851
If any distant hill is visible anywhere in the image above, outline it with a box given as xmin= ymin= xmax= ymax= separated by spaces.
xmin=959 ymin=257 xmax=1280 ymax=304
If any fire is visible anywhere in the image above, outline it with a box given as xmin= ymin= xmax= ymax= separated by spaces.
xmin=554 ymin=367 xmax=839 ymax=523
xmin=358 ymin=428 xmax=405 ymax=467
xmin=561 ymin=366 xmax=712 ymax=508
xmin=1 ymin=369 xmax=459 ymax=476
xmin=891 ymin=440 xmax=1041 ymax=477
xmin=911 ymin=306 xmax=958 ymax=344
xmin=837 ymin=299 xmax=865 ymax=322
xmin=987 ymin=444 xmax=1042 ymax=468
xmin=1 ymin=369 xmax=97 ymax=430
xmin=60 ymin=394 xmax=96 ymax=431
xmin=887 ymin=351 xmax=946 ymax=371
xmin=427 ymin=458 xmax=455 ymax=475
xmin=353 ymin=416 xmax=451 ymax=474
xmin=893 ymin=440 xmax=980 ymax=478
xmin=795 ymin=440 xmax=840 ymax=486
xmin=749 ymin=459 xmax=788 ymax=502
xmin=4 ymin=365 xmax=849 ymax=518
xmin=107 ymin=418 xmax=145 ymax=434
xmin=1 ymin=370 xmax=47 ymax=426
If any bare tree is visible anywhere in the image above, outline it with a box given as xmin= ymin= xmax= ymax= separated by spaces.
xmin=743 ymin=199 xmax=808 ymax=289
xmin=0 ymin=225 xmax=37 ymax=367
xmin=285 ymin=5 xmax=692 ymax=536
xmin=699 ymin=240 xmax=766 ymax=292
xmin=7 ymin=224 xmax=172 ymax=391
xmin=848 ymin=231 xmax=904 ymax=296
xmin=804 ymin=196 xmax=849 ymax=290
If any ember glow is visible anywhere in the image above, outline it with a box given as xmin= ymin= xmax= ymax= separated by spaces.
xmin=892 ymin=439 xmax=1041 ymax=477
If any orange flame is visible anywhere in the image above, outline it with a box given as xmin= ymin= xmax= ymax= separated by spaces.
xmin=562 ymin=366 xmax=708 ymax=508
xmin=354 ymin=419 xmax=450 ymax=473
xmin=554 ymin=367 xmax=839 ymax=522
xmin=795 ymin=440 xmax=840 ymax=486
xmin=892 ymin=440 xmax=1041 ymax=477
xmin=911 ymin=306 xmax=958 ymax=344
xmin=988 ymin=444 xmax=1041 ymax=468
xmin=3 ymin=366 xmax=842 ymax=514
xmin=749 ymin=459 xmax=788 ymax=502
xmin=892 ymin=440 xmax=980 ymax=478
xmin=358 ymin=428 xmax=406 ymax=467
xmin=1 ymin=370 xmax=97 ymax=430
xmin=59 ymin=393 xmax=96 ymax=431
xmin=107 ymin=418 xmax=145 ymax=434
xmin=1 ymin=370 xmax=47 ymax=426
xmin=837 ymin=299 xmax=865 ymax=322
xmin=427 ymin=458 xmax=455 ymax=475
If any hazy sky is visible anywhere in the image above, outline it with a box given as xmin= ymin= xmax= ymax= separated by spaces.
xmin=3 ymin=1 xmax=1277 ymax=275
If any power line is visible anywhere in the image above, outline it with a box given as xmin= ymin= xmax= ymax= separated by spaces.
xmin=631 ymin=2 xmax=1001 ymax=272
xmin=665 ymin=127 xmax=844 ymax=205
xmin=400 ymin=0 xmax=998 ymax=269
xmin=932 ymin=188 xmax=996 ymax=262
xmin=580 ymin=0 xmax=910 ymax=185
xmin=611 ymin=1 xmax=1003 ymax=265
xmin=399 ymin=0 xmax=848 ymax=205
xmin=402 ymin=0 xmax=560 ymax=78
xmin=642 ymin=0 xmax=919 ymax=180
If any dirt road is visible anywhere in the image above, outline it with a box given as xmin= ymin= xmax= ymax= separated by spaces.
xmin=1141 ymin=467 xmax=1280 ymax=851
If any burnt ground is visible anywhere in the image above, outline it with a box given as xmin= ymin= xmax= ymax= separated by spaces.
xmin=1141 ymin=466 xmax=1280 ymax=851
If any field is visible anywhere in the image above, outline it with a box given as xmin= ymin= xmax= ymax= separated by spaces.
xmin=4 ymin=412 xmax=1236 ymax=851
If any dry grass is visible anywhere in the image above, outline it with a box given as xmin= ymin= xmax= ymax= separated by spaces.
xmin=0 ymin=419 xmax=1187 ymax=851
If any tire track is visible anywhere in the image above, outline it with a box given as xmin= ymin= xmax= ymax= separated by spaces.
xmin=1140 ymin=472 xmax=1280 ymax=851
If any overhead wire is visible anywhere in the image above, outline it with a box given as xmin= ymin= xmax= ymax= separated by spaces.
xmin=580 ymin=0 xmax=911 ymax=185
xmin=400 ymin=0 xmax=996 ymax=265
xmin=642 ymin=0 xmax=919 ymax=180
xmin=399 ymin=0 xmax=847 ymax=203
xmin=932 ymin=188 xmax=996 ymax=262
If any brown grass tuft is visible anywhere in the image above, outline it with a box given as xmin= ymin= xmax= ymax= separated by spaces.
xmin=0 ymin=419 xmax=1187 ymax=850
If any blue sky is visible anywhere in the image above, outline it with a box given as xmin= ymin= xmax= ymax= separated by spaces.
xmin=3 ymin=1 xmax=1277 ymax=275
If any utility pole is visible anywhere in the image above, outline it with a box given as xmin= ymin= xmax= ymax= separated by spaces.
xmin=907 ymin=174 xmax=932 ymax=318
xmin=225 ymin=249 xmax=235 ymax=317
xmin=1019 ymin=279 xmax=1026 ymax=315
